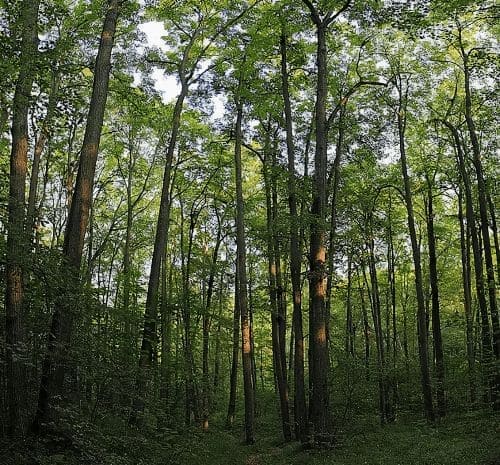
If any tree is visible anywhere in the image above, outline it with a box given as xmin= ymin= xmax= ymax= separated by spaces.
xmin=301 ymin=0 xmax=352 ymax=444
xmin=33 ymin=0 xmax=123 ymax=431
xmin=5 ymin=0 xmax=40 ymax=437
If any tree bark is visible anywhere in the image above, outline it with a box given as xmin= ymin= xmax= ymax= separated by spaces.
xmin=444 ymin=120 xmax=494 ymax=401
xmin=280 ymin=31 xmax=307 ymax=442
xmin=396 ymin=76 xmax=434 ymax=421
xmin=201 ymin=212 xmax=222 ymax=430
xmin=26 ymin=70 xmax=59 ymax=236
xmin=33 ymin=0 xmax=120 ymax=432
xmin=263 ymin=133 xmax=292 ymax=442
xmin=226 ymin=266 xmax=240 ymax=428
xmin=460 ymin=38 xmax=499 ymax=367
xmin=5 ymin=0 xmax=40 ymax=437
xmin=234 ymin=83 xmax=255 ymax=444
xmin=458 ymin=188 xmax=476 ymax=404
xmin=425 ymin=177 xmax=446 ymax=417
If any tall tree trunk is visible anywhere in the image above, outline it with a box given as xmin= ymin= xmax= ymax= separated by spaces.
xmin=444 ymin=120 xmax=493 ymax=401
xmin=425 ymin=178 xmax=446 ymax=417
xmin=357 ymin=269 xmax=370 ymax=380
xmin=396 ymin=76 xmax=434 ymax=421
xmin=234 ymin=84 xmax=255 ymax=444
xmin=366 ymin=218 xmax=392 ymax=423
xmin=271 ymin=146 xmax=288 ymax=388
xmin=280 ymin=31 xmax=307 ymax=442
xmin=5 ymin=0 xmax=40 ymax=437
xmin=345 ymin=256 xmax=354 ymax=357
xmin=226 ymin=266 xmax=240 ymax=428
xmin=458 ymin=188 xmax=476 ymax=404
xmin=325 ymin=107 xmax=344 ymax=319
xmin=460 ymin=40 xmax=499 ymax=368
xmin=33 ymin=0 xmax=120 ymax=432
xmin=160 ymin=252 xmax=173 ymax=410
xmin=263 ymin=136 xmax=291 ymax=442
xmin=201 ymin=216 xmax=222 ymax=430
xmin=129 ymin=79 xmax=188 ymax=425
xmin=26 ymin=70 xmax=59 ymax=236
xmin=304 ymin=11 xmax=336 ymax=443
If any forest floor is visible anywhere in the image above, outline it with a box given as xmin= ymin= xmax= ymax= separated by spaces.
xmin=2 ymin=401 xmax=499 ymax=465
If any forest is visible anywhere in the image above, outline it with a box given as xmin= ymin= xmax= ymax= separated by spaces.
xmin=0 ymin=0 xmax=499 ymax=464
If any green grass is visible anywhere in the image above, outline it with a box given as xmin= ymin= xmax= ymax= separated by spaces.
xmin=3 ymin=403 xmax=499 ymax=465
xmin=168 ymin=408 xmax=500 ymax=465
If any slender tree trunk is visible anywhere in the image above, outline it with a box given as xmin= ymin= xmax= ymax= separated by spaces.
xmin=160 ymin=252 xmax=173 ymax=410
xmin=226 ymin=267 xmax=240 ymax=428
xmin=271 ymin=146 xmax=288 ymax=388
xmin=346 ymin=256 xmax=354 ymax=357
xmin=213 ymin=272 xmax=225 ymax=393
xmin=396 ymin=76 xmax=434 ymax=421
xmin=425 ymin=178 xmax=446 ymax=417
xmin=458 ymin=189 xmax=476 ymax=404
xmin=26 ymin=70 xmax=59 ymax=236
xmin=33 ymin=0 xmax=120 ymax=432
xmin=326 ymin=107 xmax=344 ymax=318
xmin=444 ymin=120 xmax=493 ymax=401
xmin=129 ymin=77 xmax=187 ymax=425
xmin=461 ymin=42 xmax=499 ymax=366
xmin=263 ymin=139 xmax=291 ymax=442
xmin=201 ymin=218 xmax=222 ymax=430
xmin=366 ymin=220 xmax=392 ymax=423
xmin=357 ymin=270 xmax=370 ymax=381
xmin=280 ymin=31 xmax=307 ymax=442
xmin=5 ymin=0 xmax=40 ymax=437
xmin=234 ymin=85 xmax=255 ymax=444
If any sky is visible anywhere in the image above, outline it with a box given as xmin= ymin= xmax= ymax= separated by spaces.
xmin=137 ymin=21 xmax=225 ymax=119
xmin=137 ymin=21 xmax=180 ymax=102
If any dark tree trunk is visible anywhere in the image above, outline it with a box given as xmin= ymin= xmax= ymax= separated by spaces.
xmin=444 ymin=120 xmax=493 ymax=401
xmin=461 ymin=43 xmax=499 ymax=367
xmin=234 ymin=88 xmax=255 ymax=444
xmin=26 ymin=70 xmax=59 ymax=236
xmin=33 ymin=0 xmax=120 ymax=432
xmin=263 ymin=134 xmax=291 ymax=442
xmin=280 ymin=31 xmax=307 ymax=442
xmin=226 ymin=267 xmax=240 ymax=428
xmin=396 ymin=76 xmax=434 ymax=421
xmin=346 ymin=256 xmax=354 ymax=357
xmin=366 ymin=218 xmax=392 ymax=423
xmin=458 ymin=189 xmax=476 ymax=404
xmin=5 ymin=0 xmax=40 ymax=437
xmin=129 ymin=73 xmax=188 ymax=425
xmin=425 ymin=178 xmax=446 ymax=417
xmin=306 ymin=16 xmax=333 ymax=444
xmin=357 ymin=270 xmax=371 ymax=381
xmin=201 ymin=215 xmax=222 ymax=430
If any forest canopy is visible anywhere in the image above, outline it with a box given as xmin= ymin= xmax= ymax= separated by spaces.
xmin=0 ymin=0 xmax=499 ymax=464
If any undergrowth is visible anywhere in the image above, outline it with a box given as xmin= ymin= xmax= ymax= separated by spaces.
xmin=1 ymin=397 xmax=498 ymax=465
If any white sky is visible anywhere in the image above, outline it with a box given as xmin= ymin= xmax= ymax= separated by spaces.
xmin=138 ymin=21 xmax=181 ymax=101
xmin=137 ymin=21 xmax=225 ymax=120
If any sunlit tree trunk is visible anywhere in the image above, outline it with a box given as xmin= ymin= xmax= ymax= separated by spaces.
xmin=33 ymin=0 xmax=120 ymax=432
xmin=5 ymin=0 xmax=40 ymax=437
